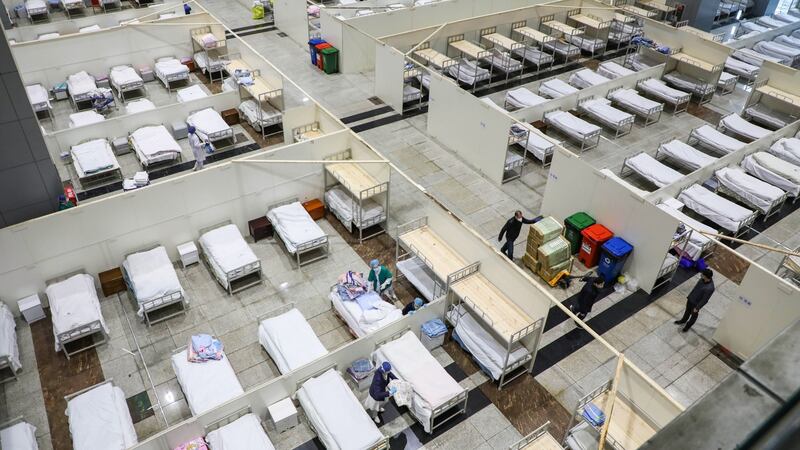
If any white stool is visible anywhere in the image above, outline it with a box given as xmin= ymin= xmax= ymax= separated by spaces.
xmin=268 ymin=398 xmax=298 ymax=433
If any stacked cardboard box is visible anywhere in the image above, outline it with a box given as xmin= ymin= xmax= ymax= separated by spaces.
xmin=538 ymin=236 xmax=572 ymax=281
xmin=522 ymin=217 xmax=565 ymax=274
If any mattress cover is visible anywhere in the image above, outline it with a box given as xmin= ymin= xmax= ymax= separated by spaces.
xmin=187 ymin=108 xmax=230 ymax=138
xmin=171 ymin=349 xmax=243 ymax=415
xmin=718 ymin=72 xmax=737 ymax=84
xmin=678 ymin=184 xmax=753 ymax=232
xmin=69 ymin=111 xmax=105 ymax=128
xmin=125 ymin=98 xmax=155 ymax=114
xmin=544 ymin=40 xmax=580 ymax=56
xmin=324 ymin=185 xmax=384 ymax=227
xmin=769 ymin=137 xmax=800 ymax=165
xmin=754 ymin=41 xmax=800 ymax=61
xmin=569 ymin=35 xmax=605 ymax=52
xmin=775 ymin=13 xmax=800 ymax=23
xmin=198 ymin=223 xmax=258 ymax=274
xmin=123 ymin=246 xmax=183 ymax=309
xmin=609 ymin=88 xmax=662 ymax=114
xmin=745 ymin=103 xmax=795 ymax=129
xmin=659 ymin=139 xmax=716 ymax=171
xmin=155 ymin=58 xmax=189 ymax=77
xmin=733 ymin=48 xmax=783 ymax=66
xmin=72 ymin=138 xmax=117 ymax=176
xmin=176 ymin=85 xmax=208 ymax=103
xmin=258 ymin=308 xmax=328 ymax=374
xmin=741 ymin=21 xmax=769 ymax=33
xmin=511 ymin=47 xmax=553 ymax=65
xmin=267 ymin=201 xmax=327 ymax=254
xmin=626 ymin=153 xmax=682 ymax=187
xmin=194 ymin=51 xmax=226 ymax=71
xmin=725 ymin=56 xmax=759 ymax=76
xmin=205 ymin=414 xmax=274 ymax=450
xmin=46 ymin=274 xmax=109 ymax=351
xmin=640 ymin=79 xmax=689 ymax=103
xmin=568 ymin=69 xmax=610 ymax=89
xmin=581 ymin=98 xmax=633 ymax=125
xmin=545 ymin=110 xmax=600 ymax=137
xmin=447 ymin=58 xmax=490 ymax=84
xmin=663 ymin=71 xmax=714 ymax=94
xmin=396 ymin=257 xmax=437 ymax=301
xmin=0 ymin=421 xmax=37 ymax=450
xmin=0 ymin=303 xmax=20 ymax=373
xmin=25 ymin=83 xmax=49 ymax=106
xmin=67 ymin=71 xmax=96 ymax=96
xmin=716 ymin=167 xmax=785 ymax=213
xmin=239 ymin=99 xmax=282 ymax=125
xmin=756 ymin=16 xmax=785 ymax=28
xmin=505 ymin=87 xmax=547 ymax=109
xmin=721 ymin=114 xmax=771 ymax=140
xmin=693 ymin=125 xmax=746 ymax=154
xmin=521 ymin=127 xmax=556 ymax=161
xmin=131 ymin=125 xmax=182 ymax=159
xmin=743 ymin=152 xmax=800 ymax=196
xmin=109 ymin=65 xmax=141 ymax=86
xmin=66 ymin=383 xmax=137 ymax=450
xmin=774 ymin=35 xmax=800 ymax=49
xmin=597 ymin=61 xmax=635 ymax=79
xmin=539 ymin=78 xmax=579 ymax=98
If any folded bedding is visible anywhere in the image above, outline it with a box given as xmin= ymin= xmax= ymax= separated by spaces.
xmin=639 ymin=78 xmax=690 ymax=103
xmin=716 ymin=167 xmax=785 ymax=214
xmin=71 ymin=139 xmax=117 ymax=175
xmin=125 ymin=98 xmax=155 ymax=114
xmin=742 ymin=152 xmax=800 ymax=196
xmin=504 ymin=87 xmax=547 ymax=109
xmin=769 ymin=137 xmax=800 ymax=165
xmin=678 ymin=184 xmax=754 ymax=232
xmin=659 ymin=139 xmax=716 ymax=171
xmin=539 ymin=78 xmax=579 ymax=98
xmin=568 ymin=69 xmax=610 ymax=89
xmin=720 ymin=114 xmax=772 ymax=140
xmin=718 ymin=72 xmax=737 ymax=86
xmin=544 ymin=40 xmax=580 ymax=56
xmin=38 ymin=32 xmax=59 ymax=40
xmin=597 ymin=61 xmax=634 ymax=79
xmin=625 ymin=153 xmax=682 ymax=187
xmin=69 ymin=110 xmax=105 ymax=128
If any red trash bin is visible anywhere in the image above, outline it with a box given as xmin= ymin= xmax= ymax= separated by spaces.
xmin=315 ymin=43 xmax=332 ymax=70
xmin=578 ymin=224 xmax=613 ymax=268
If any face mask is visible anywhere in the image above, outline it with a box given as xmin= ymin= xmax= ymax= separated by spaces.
xmin=373 ymin=267 xmax=380 ymax=274
xmin=516 ymin=217 xmax=522 ymax=222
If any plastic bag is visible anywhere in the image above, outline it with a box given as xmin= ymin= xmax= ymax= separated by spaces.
xmin=626 ymin=277 xmax=639 ymax=292
xmin=252 ymin=3 xmax=264 ymax=20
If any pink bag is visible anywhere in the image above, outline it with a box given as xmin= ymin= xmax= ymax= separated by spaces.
xmin=174 ymin=437 xmax=208 ymax=450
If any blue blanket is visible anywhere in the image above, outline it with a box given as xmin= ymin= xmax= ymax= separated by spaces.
xmin=421 ymin=319 xmax=447 ymax=337
xmin=354 ymin=291 xmax=382 ymax=311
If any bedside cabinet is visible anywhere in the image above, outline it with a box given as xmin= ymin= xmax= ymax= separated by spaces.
xmin=302 ymin=199 xmax=325 ymax=221
xmin=177 ymin=241 xmax=199 ymax=268
xmin=18 ymin=294 xmax=46 ymax=324
xmin=99 ymin=268 xmax=126 ymax=297
xmin=248 ymin=216 xmax=273 ymax=242
xmin=268 ymin=398 xmax=298 ymax=433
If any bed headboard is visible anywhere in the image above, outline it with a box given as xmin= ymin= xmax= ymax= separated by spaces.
xmin=123 ymin=242 xmax=163 ymax=260
xmin=267 ymin=197 xmax=299 ymax=212
xmin=295 ymin=363 xmax=338 ymax=390
xmin=64 ymin=379 xmax=114 ymax=402
xmin=0 ymin=416 xmax=25 ymax=431
xmin=204 ymin=406 xmax=252 ymax=434
xmin=255 ymin=302 xmax=295 ymax=325
xmin=199 ymin=219 xmax=233 ymax=237
xmin=374 ymin=327 xmax=411 ymax=349
xmin=45 ymin=268 xmax=88 ymax=287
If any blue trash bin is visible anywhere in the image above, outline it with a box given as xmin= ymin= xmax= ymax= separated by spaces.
xmin=308 ymin=38 xmax=326 ymax=66
xmin=597 ymin=237 xmax=633 ymax=283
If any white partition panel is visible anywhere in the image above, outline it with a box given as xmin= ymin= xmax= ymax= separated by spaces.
xmin=618 ymin=361 xmax=684 ymax=427
xmin=757 ymin=61 xmax=800 ymax=100
xmin=375 ymin=44 xmax=407 ymax=113
xmin=427 ymin=74 xmax=512 ymax=185
xmin=273 ymin=0 xmax=310 ymax=45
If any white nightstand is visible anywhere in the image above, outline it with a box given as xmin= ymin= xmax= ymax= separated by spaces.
xmin=177 ymin=241 xmax=199 ymax=268
xmin=268 ymin=398 xmax=298 ymax=433
xmin=18 ymin=294 xmax=45 ymax=324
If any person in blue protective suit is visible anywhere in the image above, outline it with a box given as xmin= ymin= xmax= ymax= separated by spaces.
xmin=402 ymin=297 xmax=424 ymax=315
xmin=363 ymin=362 xmax=397 ymax=423
xmin=183 ymin=1 xmax=192 ymax=14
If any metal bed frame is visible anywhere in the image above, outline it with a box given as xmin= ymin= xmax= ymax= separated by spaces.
xmin=714 ymin=0 xmax=747 ymax=24
xmin=70 ymin=138 xmax=123 ymax=186
xmin=638 ymin=0 xmax=679 ymax=22
xmin=475 ymin=27 xmax=527 ymax=82
xmin=687 ymin=125 xmax=742 ymax=156
xmin=198 ymin=220 xmax=263 ymax=294
xmin=29 ymin=88 xmax=53 ymax=122
xmin=608 ymin=13 xmax=643 ymax=51
xmin=504 ymin=124 xmax=530 ymax=183
xmin=155 ymin=55 xmax=190 ymax=92
xmin=122 ymin=243 xmax=187 ymax=327
xmin=46 ymin=269 xmax=108 ymax=359
xmin=411 ymin=41 xmax=456 ymax=73
xmin=654 ymin=138 xmax=711 ymax=172
xmin=716 ymin=113 xmax=768 ymax=142
xmin=543 ymin=107 xmax=602 ymax=152
xmin=607 ymin=86 xmax=663 ymax=127
xmin=657 ymin=200 xmax=718 ymax=260
xmin=110 ymin=65 xmax=145 ymax=103
xmin=402 ymin=65 xmax=426 ymax=112
xmin=188 ymin=107 xmax=236 ymax=150
xmin=324 ymin=149 xmax=389 ymax=243
xmin=128 ymin=123 xmax=183 ymax=169
xmin=653 ymin=230 xmax=691 ymax=290
xmin=26 ymin=2 xmax=49 ymax=23
xmin=742 ymin=103 xmax=797 ymax=131
xmin=725 ymin=60 xmax=759 ymax=87
xmin=293 ymin=122 xmax=322 ymax=142
xmin=538 ymin=15 xmax=585 ymax=63
xmin=714 ymin=173 xmax=788 ymax=220
xmin=677 ymin=185 xmax=759 ymax=238
xmin=69 ymin=76 xmax=109 ymax=112
xmin=510 ymin=421 xmax=563 ymax=450
xmin=445 ymin=262 xmax=543 ymax=389
xmin=445 ymin=34 xmax=494 ymax=93
xmin=394 ymin=217 xmax=456 ymax=302
xmin=257 ymin=302 xmax=313 ymax=367
xmin=374 ymin=328 xmax=469 ymax=433
xmin=619 ymin=150 xmax=676 ymax=189
xmin=64 ymin=378 xmax=115 ymax=403
xmin=717 ymin=72 xmax=738 ymax=95
xmin=636 ymin=76 xmax=691 ymax=115
xmin=665 ymin=63 xmax=719 ymax=105
xmin=204 ymin=405 xmax=255 ymax=435
xmin=566 ymin=9 xmax=611 ymax=58
xmin=578 ymin=95 xmax=635 ymax=139
xmin=190 ymin=26 xmax=229 ymax=83
xmin=228 ymin=54 xmax=285 ymax=139
xmin=268 ymin=197 xmax=330 ymax=267
xmin=61 ymin=0 xmax=86 ymax=19
xmin=0 ymin=354 xmax=19 ymax=384
xmin=775 ymin=245 xmax=800 ymax=287
xmin=510 ymin=21 xmax=557 ymax=72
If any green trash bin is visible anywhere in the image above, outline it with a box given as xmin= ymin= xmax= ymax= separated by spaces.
xmin=564 ymin=212 xmax=595 ymax=255
xmin=321 ymin=47 xmax=339 ymax=74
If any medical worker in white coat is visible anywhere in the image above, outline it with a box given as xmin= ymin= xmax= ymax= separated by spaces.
xmin=188 ymin=125 xmax=206 ymax=171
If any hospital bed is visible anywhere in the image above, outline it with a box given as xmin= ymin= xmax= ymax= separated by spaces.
xmin=607 ymin=87 xmax=663 ymax=127
xmin=509 ymin=22 xmax=559 ymax=65
xmin=154 ymin=56 xmax=190 ymax=92
xmin=329 ymin=287 xmax=402 ymax=338
xmin=769 ymin=137 xmax=800 ymax=165
xmin=621 ymin=152 xmax=683 ymax=188
xmin=544 ymin=109 xmax=602 ymax=151
xmin=743 ymin=103 xmax=796 ymax=130
xmin=741 ymin=21 xmax=770 ymax=34
xmin=66 ymin=71 xmax=98 ymax=111
xmin=69 ymin=110 xmax=105 ymax=128
xmin=194 ymin=51 xmax=228 ymax=80
xmin=511 ymin=46 xmax=554 ymax=71
xmin=543 ymin=39 xmax=582 ymax=60
xmin=753 ymin=41 xmax=800 ymax=65
xmin=0 ymin=304 xmax=20 ymax=384
xmin=774 ymin=35 xmax=800 ymax=49
xmin=70 ymin=138 xmax=122 ymax=185
xmin=568 ymin=69 xmax=611 ymax=89
xmin=741 ymin=152 xmax=800 ymax=198
xmin=597 ymin=61 xmax=635 ymax=79
xmin=512 ymin=123 xmax=556 ymax=166
xmin=756 ymin=16 xmax=785 ymax=28
xmin=65 ymin=381 xmax=137 ymax=450
xmin=775 ymin=13 xmax=800 ymax=23
xmin=733 ymin=48 xmax=785 ymax=67
xmin=297 ymin=369 xmax=388 ymax=449
xmin=578 ymin=96 xmax=635 ymax=139
xmin=374 ymin=331 xmax=468 ymax=432
xmin=715 ymin=167 xmax=787 ymax=219
xmin=122 ymin=245 xmax=187 ymax=326
xmin=619 ymin=3 xmax=659 ymax=19
xmin=109 ymin=65 xmax=144 ymax=103
xmin=176 ymin=84 xmax=209 ymax=103
xmin=25 ymin=83 xmax=52 ymax=121
xmin=724 ymin=57 xmax=759 ymax=84
xmin=239 ymin=99 xmax=283 ymax=133
xmin=608 ymin=21 xmax=640 ymax=50
xmin=60 ymin=0 xmax=86 ymax=18
xmin=678 ymin=184 xmax=758 ymax=237
xmin=539 ymin=78 xmax=579 ymax=99
xmin=45 ymin=272 xmax=109 ymax=359
xmin=24 ymin=0 xmax=48 ymax=23
xmin=79 ymin=24 xmax=101 ymax=33
xmin=446 ymin=58 xmax=491 ymax=91
xmin=688 ymin=125 xmax=747 ymax=155
xmin=717 ymin=72 xmax=738 ymax=95
xmin=657 ymin=202 xmax=718 ymax=260
xmin=655 ymin=139 xmax=717 ymax=172
xmin=412 ymin=42 xmax=454 ymax=71
xmin=267 ymin=199 xmax=330 ymax=266
xmin=129 ymin=124 xmax=182 ymax=168
xmin=718 ymin=114 xmax=772 ymax=141
xmin=293 ymin=122 xmax=323 ymax=142
xmin=125 ymin=98 xmax=155 ymax=115
xmin=171 ymin=346 xmax=244 ymax=415
xmin=0 ymin=417 xmax=37 ymax=450
xmin=504 ymin=87 xmax=547 ymax=110
xmin=483 ymin=26 xmax=552 ymax=72
xmin=480 ymin=47 xmax=525 ymax=80
xmin=567 ymin=34 xmax=607 ymax=57
xmin=187 ymin=107 xmax=235 ymax=150
xmin=198 ymin=222 xmax=262 ymax=294
xmin=258 ymin=305 xmax=329 ymax=374
xmin=509 ymin=422 xmax=562 ymax=450
xmin=505 ymin=126 xmax=528 ymax=181
xmin=204 ymin=408 xmax=275 ymax=450
xmin=775 ymin=245 xmax=800 ymax=287
xmin=637 ymin=78 xmax=691 ymax=114
xmin=625 ymin=52 xmax=661 ymax=72
xmin=662 ymin=71 xmax=715 ymax=104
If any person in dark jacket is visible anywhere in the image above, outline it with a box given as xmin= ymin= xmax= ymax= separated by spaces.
xmin=571 ymin=276 xmax=604 ymax=320
xmin=498 ymin=211 xmax=542 ymax=260
xmin=402 ymin=298 xmax=424 ymax=316
xmin=363 ymin=362 xmax=397 ymax=423
xmin=675 ymin=269 xmax=715 ymax=332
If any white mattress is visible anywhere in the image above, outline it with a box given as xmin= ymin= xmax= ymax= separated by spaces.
xmin=609 ymin=88 xmax=662 ymax=116
xmin=0 ymin=303 xmax=20 ymax=373
xmin=447 ymin=305 xmax=529 ymax=381
xmin=0 ymin=421 xmax=37 ymax=450
xmin=678 ymin=184 xmax=754 ymax=232
xmin=756 ymin=16 xmax=785 ymax=28
xmin=25 ymin=83 xmax=49 ymax=107
xmin=69 ymin=110 xmax=105 ymax=128
xmin=125 ymin=98 xmax=155 ymax=114
xmin=171 ymin=349 xmax=243 ymax=415
xmin=297 ymin=369 xmax=385 ymax=450
xmin=693 ymin=125 xmax=746 ymax=154
xmin=123 ymin=246 xmax=183 ymax=313
xmin=258 ymin=308 xmax=328 ymax=374
xmin=485 ymin=50 xmax=522 ymax=72
xmin=72 ymin=139 xmax=118 ymax=178
xmin=742 ymin=152 xmax=800 ymax=196
xmin=155 ymin=58 xmax=189 ymax=78
xmin=176 ymin=85 xmax=208 ymax=103
xmin=581 ymin=98 xmax=633 ymax=126
xmin=539 ymin=78 xmax=579 ymax=98
xmin=329 ymin=290 xmax=402 ymax=337
xmin=239 ymin=99 xmax=283 ymax=127
xmin=511 ymin=47 xmax=553 ymax=66
xmin=403 ymin=84 xmax=422 ymax=101
xmin=198 ymin=224 xmax=259 ymax=282
xmin=640 ymin=79 xmax=689 ymax=104
xmin=626 ymin=153 xmax=682 ymax=187
xmin=657 ymin=203 xmax=716 ymax=259
xmin=66 ymin=383 xmax=137 ymax=450
xmin=568 ymin=69 xmax=610 ymax=89
xmin=205 ymin=414 xmax=274 ymax=450
xmin=543 ymin=40 xmax=580 ymax=57
xmin=109 ymin=65 xmax=141 ymax=88
xmin=545 ymin=110 xmax=600 ymax=139
xmin=775 ymin=13 xmax=800 ymax=23
xmin=569 ymin=35 xmax=605 ymax=52
xmin=519 ymin=126 xmax=556 ymax=161
xmin=505 ymin=87 xmax=547 ymax=109
xmin=26 ymin=0 xmax=46 ymax=10
xmin=769 ymin=137 xmax=800 ymax=165
xmin=774 ymin=35 xmax=800 ymax=49
xmin=628 ymin=54 xmax=658 ymax=71
xmin=725 ymin=56 xmax=759 ymax=77
xmin=79 ymin=24 xmax=101 ymax=33
xmin=324 ymin=185 xmax=384 ymax=228
xmin=373 ymin=331 xmax=465 ymax=433
xmin=721 ymin=114 xmax=771 ymax=140
xmin=741 ymin=21 xmax=769 ymax=33
xmin=719 ymin=72 xmax=737 ymax=86
xmin=67 ymin=71 xmax=96 ymax=97
xmin=716 ymin=167 xmax=785 ymax=213
xmin=745 ymin=103 xmax=795 ymax=129
xmin=754 ymin=41 xmax=800 ymax=61
xmin=46 ymin=274 xmax=108 ymax=352
xmin=187 ymin=108 xmax=230 ymax=141
xmin=447 ymin=58 xmax=490 ymax=85
xmin=663 ymin=71 xmax=714 ymax=95
xmin=130 ymin=125 xmax=182 ymax=161
xmin=193 ymin=51 xmax=226 ymax=72
xmin=659 ymin=139 xmax=716 ymax=171
xmin=267 ymin=201 xmax=327 ymax=254
xmin=597 ymin=61 xmax=634 ymax=79
xmin=733 ymin=48 xmax=783 ymax=66
xmin=397 ymin=256 xmax=438 ymax=302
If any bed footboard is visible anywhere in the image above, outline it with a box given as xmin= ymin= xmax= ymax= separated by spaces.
xmin=58 ymin=319 xmax=107 ymax=359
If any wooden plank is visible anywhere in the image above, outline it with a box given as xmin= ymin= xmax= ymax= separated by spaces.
xmin=227 ymin=59 xmax=279 ymax=98
xmin=326 ymin=162 xmax=381 ymax=196
xmin=450 ymin=39 xmax=485 ymax=59
xmin=413 ymin=48 xmax=452 ymax=68
xmin=569 ymin=14 xmax=609 ymax=30
xmin=757 ymin=85 xmax=800 ymax=105
xmin=544 ymin=20 xmax=583 ymax=36
xmin=400 ymin=227 xmax=467 ymax=280
xmin=515 ymin=26 xmax=552 ymax=43
xmin=450 ymin=273 xmax=532 ymax=339
xmin=484 ymin=33 xmax=520 ymax=51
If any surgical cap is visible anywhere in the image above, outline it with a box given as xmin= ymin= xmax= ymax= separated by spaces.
xmin=414 ymin=298 xmax=423 ymax=308
xmin=370 ymin=259 xmax=380 ymax=268
xmin=382 ymin=361 xmax=392 ymax=372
